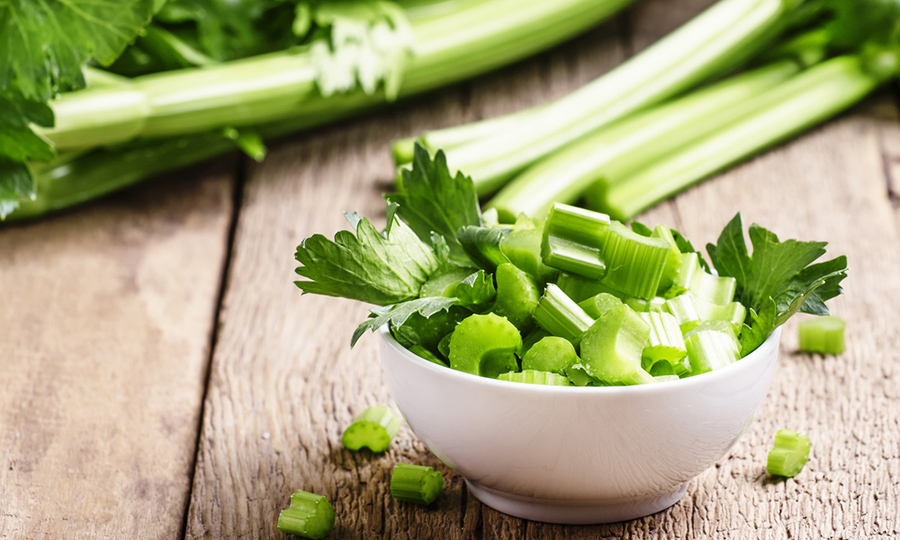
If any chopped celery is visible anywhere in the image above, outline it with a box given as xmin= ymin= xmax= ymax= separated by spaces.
xmin=493 ymin=263 xmax=541 ymax=329
xmin=580 ymin=301 xmax=653 ymax=385
xmin=497 ymin=370 xmax=572 ymax=386
xmin=665 ymin=252 xmax=703 ymax=298
xmin=565 ymin=363 xmax=599 ymax=386
xmin=766 ymin=429 xmax=811 ymax=478
xmin=557 ymin=273 xmax=617 ymax=303
xmin=499 ymin=226 xmax=559 ymax=284
xmin=684 ymin=322 xmax=741 ymax=375
xmin=449 ymin=313 xmax=522 ymax=378
xmin=578 ymin=292 xmax=625 ymax=319
xmin=651 ymin=225 xmax=684 ymax=294
xmin=521 ymin=336 xmax=578 ymax=374
xmin=702 ymin=300 xmax=747 ymax=335
xmin=391 ymin=463 xmax=444 ymax=505
xmin=533 ymin=284 xmax=595 ymax=344
xmin=541 ymin=203 xmax=610 ymax=279
xmin=521 ymin=328 xmax=551 ymax=358
xmin=640 ymin=311 xmax=690 ymax=376
xmin=798 ymin=316 xmax=845 ymax=354
xmin=599 ymin=221 xmax=670 ymax=300
xmin=665 ymin=294 xmax=704 ymax=333
xmin=690 ymin=271 xmax=737 ymax=305
xmin=342 ymin=405 xmax=402 ymax=453
xmin=277 ymin=491 xmax=336 ymax=540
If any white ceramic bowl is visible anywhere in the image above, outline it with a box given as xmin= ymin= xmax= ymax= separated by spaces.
xmin=380 ymin=326 xmax=782 ymax=524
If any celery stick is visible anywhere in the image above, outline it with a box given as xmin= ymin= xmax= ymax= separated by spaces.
xmin=652 ymin=225 xmax=684 ymax=294
xmin=500 ymin=226 xmax=559 ymax=284
xmin=277 ymin=491 xmax=336 ymax=540
xmin=599 ymin=221 xmax=670 ymax=301
xmin=580 ymin=302 xmax=653 ymax=385
xmin=449 ymin=313 xmax=522 ymax=378
xmin=664 ymin=294 xmax=703 ymax=333
xmin=766 ymin=429 xmax=811 ymax=478
xmin=578 ymin=292 xmax=625 ymax=320
xmin=541 ymin=203 xmax=610 ymax=279
xmin=690 ymin=272 xmax=737 ymax=305
xmin=391 ymin=463 xmax=444 ymax=505
xmin=493 ymin=263 xmax=541 ymax=329
xmin=521 ymin=336 xmax=578 ymax=375
xmin=684 ymin=323 xmax=741 ymax=375
xmin=497 ymin=370 xmax=572 ymax=386
xmin=665 ymin=252 xmax=702 ymax=299
xmin=533 ymin=284 xmax=595 ymax=344
xmin=640 ymin=311 xmax=689 ymax=376
xmin=798 ymin=316 xmax=845 ymax=354
xmin=342 ymin=405 xmax=402 ymax=453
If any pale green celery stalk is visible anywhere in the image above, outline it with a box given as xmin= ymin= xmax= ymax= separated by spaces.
xmin=42 ymin=0 xmax=633 ymax=152
xmin=486 ymin=59 xmax=801 ymax=220
xmin=592 ymin=55 xmax=882 ymax=220
xmin=409 ymin=0 xmax=798 ymax=193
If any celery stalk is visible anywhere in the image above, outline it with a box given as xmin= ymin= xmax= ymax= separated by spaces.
xmin=533 ymin=284 xmax=595 ymax=344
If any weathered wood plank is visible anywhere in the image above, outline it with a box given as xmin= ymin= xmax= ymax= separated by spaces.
xmin=0 ymin=162 xmax=235 ymax=540
xmin=184 ymin=17 xmax=629 ymax=540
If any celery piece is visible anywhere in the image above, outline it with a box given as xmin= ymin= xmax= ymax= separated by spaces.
xmin=499 ymin=226 xmax=559 ymax=283
xmin=684 ymin=323 xmax=741 ymax=375
xmin=408 ymin=345 xmax=449 ymax=368
xmin=766 ymin=429 xmax=811 ymax=478
xmin=664 ymin=294 xmax=703 ymax=333
xmin=449 ymin=313 xmax=522 ymax=378
xmin=702 ymin=301 xmax=747 ymax=335
xmin=578 ymin=292 xmax=625 ymax=320
xmin=533 ymin=284 xmax=595 ymax=345
xmin=580 ymin=302 xmax=653 ymax=385
xmin=557 ymin=273 xmax=620 ymax=303
xmin=521 ymin=328 xmax=551 ymax=358
xmin=391 ymin=463 xmax=444 ymax=505
xmin=690 ymin=271 xmax=737 ymax=305
xmin=541 ymin=203 xmax=611 ymax=279
xmin=640 ymin=311 xmax=689 ymax=376
xmin=651 ymin=225 xmax=684 ymax=294
xmin=342 ymin=405 xmax=402 ymax=453
xmin=798 ymin=316 xmax=845 ymax=354
xmin=277 ymin=490 xmax=336 ymax=540
xmin=665 ymin=252 xmax=702 ymax=299
xmin=493 ymin=263 xmax=541 ymax=329
xmin=566 ymin=363 xmax=599 ymax=386
xmin=600 ymin=221 xmax=670 ymax=300
xmin=497 ymin=370 xmax=572 ymax=386
xmin=521 ymin=336 xmax=578 ymax=375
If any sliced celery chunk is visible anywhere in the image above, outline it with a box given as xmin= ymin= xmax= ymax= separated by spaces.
xmin=497 ymin=370 xmax=572 ymax=386
xmin=579 ymin=292 xmax=625 ymax=319
xmin=449 ymin=313 xmax=522 ymax=378
xmin=665 ymin=252 xmax=702 ymax=298
xmin=640 ymin=311 xmax=689 ymax=376
xmin=651 ymin=225 xmax=683 ymax=294
xmin=342 ymin=405 xmax=402 ymax=453
xmin=798 ymin=316 xmax=845 ymax=354
xmin=664 ymin=294 xmax=703 ymax=333
xmin=391 ymin=463 xmax=445 ymax=505
xmin=684 ymin=322 xmax=741 ymax=375
xmin=766 ymin=429 xmax=811 ymax=478
xmin=277 ymin=490 xmax=336 ymax=540
xmin=580 ymin=302 xmax=653 ymax=385
xmin=600 ymin=221 xmax=670 ymax=300
xmin=493 ymin=263 xmax=540 ymax=329
xmin=566 ymin=363 xmax=599 ymax=386
xmin=557 ymin=273 xmax=619 ymax=303
xmin=521 ymin=328 xmax=551 ymax=357
xmin=521 ymin=336 xmax=578 ymax=374
xmin=500 ymin=226 xmax=559 ymax=284
xmin=701 ymin=300 xmax=747 ymax=335
xmin=541 ymin=203 xmax=610 ymax=279
xmin=690 ymin=271 xmax=737 ymax=305
xmin=533 ymin=284 xmax=595 ymax=345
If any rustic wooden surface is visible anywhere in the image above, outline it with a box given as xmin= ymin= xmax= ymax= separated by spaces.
xmin=2 ymin=0 xmax=899 ymax=538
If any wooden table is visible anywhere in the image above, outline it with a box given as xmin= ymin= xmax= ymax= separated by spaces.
xmin=2 ymin=1 xmax=899 ymax=538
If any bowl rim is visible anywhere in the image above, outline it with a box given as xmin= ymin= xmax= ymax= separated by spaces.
xmin=379 ymin=324 xmax=782 ymax=396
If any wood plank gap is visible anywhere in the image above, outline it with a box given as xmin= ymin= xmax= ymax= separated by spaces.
xmin=178 ymin=155 xmax=249 ymax=540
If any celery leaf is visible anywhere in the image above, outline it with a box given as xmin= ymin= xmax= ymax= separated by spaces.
xmin=352 ymin=296 xmax=458 ymax=346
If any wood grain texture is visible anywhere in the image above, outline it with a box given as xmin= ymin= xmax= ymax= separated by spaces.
xmin=186 ymin=2 xmax=900 ymax=539
xmin=0 ymin=163 xmax=235 ymax=540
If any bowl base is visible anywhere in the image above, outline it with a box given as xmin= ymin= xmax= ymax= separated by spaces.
xmin=465 ymin=481 xmax=689 ymax=524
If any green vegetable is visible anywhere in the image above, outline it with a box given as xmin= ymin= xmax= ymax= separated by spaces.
xmin=493 ymin=263 xmax=540 ymax=329
xmin=684 ymin=322 xmax=741 ymax=375
xmin=390 ymin=463 xmax=444 ymax=505
xmin=600 ymin=221 xmax=671 ymax=301
xmin=766 ymin=429 xmax=811 ymax=478
xmin=640 ymin=311 xmax=689 ymax=376
xmin=533 ymin=284 xmax=594 ymax=345
xmin=521 ymin=337 xmax=578 ymax=375
xmin=541 ymin=203 xmax=610 ymax=279
xmin=798 ymin=316 xmax=846 ymax=354
xmin=580 ymin=299 xmax=654 ymax=385
xmin=497 ymin=370 xmax=572 ymax=386
xmin=277 ymin=490 xmax=336 ymax=540
xmin=449 ymin=313 xmax=521 ymax=378
xmin=341 ymin=405 xmax=402 ymax=453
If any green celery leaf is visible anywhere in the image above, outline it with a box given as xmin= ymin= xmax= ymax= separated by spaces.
xmin=310 ymin=1 xmax=414 ymax=99
xmin=630 ymin=221 xmax=653 ymax=236
xmin=772 ymin=255 xmax=848 ymax=324
xmin=826 ymin=0 xmax=900 ymax=52
xmin=352 ymin=296 xmax=458 ymax=346
xmin=387 ymin=146 xmax=482 ymax=266
xmin=0 ymin=158 xmax=34 ymax=219
xmin=457 ymin=225 xmax=510 ymax=272
xmin=295 ymin=211 xmax=440 ymax=305
xmin=0 ymin=89 xmax=55 ymax=163
xmin=0 ymin=0 xmax=155 ymax=101
xmin=452 ymin=270 xmax=496 ymax=309
xmin=740 ymin=299 xmax=777 ymax=357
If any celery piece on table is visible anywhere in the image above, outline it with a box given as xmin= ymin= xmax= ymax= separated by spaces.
xmin=342 ymin=405 xmax=402 ymax=453
xmin=766 ymin=429 xmax=811 ymax=478
xmin=391 ymin=463 xmax=444 ymax=505
xmin=798 ymin=316 xmax=846 ymax=354
xmin=277 ymin=490 xmax=336 ymax=540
